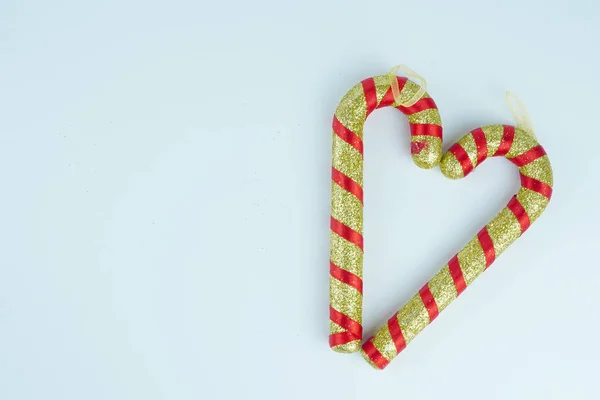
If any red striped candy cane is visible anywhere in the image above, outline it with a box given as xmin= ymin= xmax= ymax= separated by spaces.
xmin=330 ymin=75 xmax=443 ymax=353
xmin=361 ymin=125 xmax=553 ymax=369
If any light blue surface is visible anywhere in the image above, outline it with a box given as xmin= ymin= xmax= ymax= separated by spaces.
xmin=1 ymin=0 xmax=599 ymax=398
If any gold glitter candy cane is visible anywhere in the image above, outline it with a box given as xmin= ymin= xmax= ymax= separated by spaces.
xmin=361 ymin=124 xmax=553 ymax=369
xmin=329 ymin=72 xmax=443 ymax=353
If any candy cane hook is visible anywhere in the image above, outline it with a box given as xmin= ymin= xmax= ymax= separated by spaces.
xmin=329 ymin=75 xmax=443 ymax=353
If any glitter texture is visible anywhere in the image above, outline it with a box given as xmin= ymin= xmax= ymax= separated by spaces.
xmin=373 ymin=75 xmax=392 ymax=103
xmin=329 ymin=75 xmax=442 ymax=353
xmin=482 ymin=125 xmax=504 ymax=155
xmin=329 ymin=232 xmax=362 ymax=278
xmin=412 ymin=136 xmax=443 ymax=169
xmin=335 ymin=85 xmax=367 ymax=138
xmin=330 ymin=278 xmax=362 ymax=322
xmin=407 ymin=108 xmax=442 ymax=126
xmin=517 ymin=190 xmax=549 ymax=223
xmin=460 ymin=133 xmax=479 ymax=168
xmin=399 ymin=80 xmax=423 ymax=106
xmin=439 ymin=152 xmax=463 ymax=179
xmin=330 ymin=183 xmax=363 ymax=233
xmin=371 ymin=322 xmax=397 ymax=361
xmin=331 ymin=135 xmax=363 ymax=186
xmin=428 ymin=266 xmax=458 ymax=312
xmin=361 ymin=125 xmax=553 ymax=369
xmin=458 ymin=237 xmax=487 ymax=285
xmin=396 ymin=294 xmax=431 ymax=344
xmin=520 ymin=156 xmax=553 ymax=184
xmin=505 ymin=130 xmax=538 ymax=159
xmin=332 ymin=340 xmax=362 ymax=353
xmin=487 ymin=208 xmax=522 ymax=256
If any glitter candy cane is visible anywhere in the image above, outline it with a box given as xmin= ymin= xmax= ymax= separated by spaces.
xmin=329 ymin=74 xmax=443 ymax=353
xmin=361 ymin=125 xmax=553 ymax=369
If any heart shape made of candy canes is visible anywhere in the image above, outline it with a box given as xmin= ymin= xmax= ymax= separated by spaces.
xmin=328 ymin=74 xmax=553 ymax=370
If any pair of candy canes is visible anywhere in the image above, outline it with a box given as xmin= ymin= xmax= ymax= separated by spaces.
xmin=329 ymin=72 xmax=553 ymax=369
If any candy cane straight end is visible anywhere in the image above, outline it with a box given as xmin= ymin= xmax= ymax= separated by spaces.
xmin=330 ymin=340 xmax=361 ymax=354
xmin=360 ymin=337 xmax=390 ymax=370
xmin=361 ymin=351 xmax=384 ymax=370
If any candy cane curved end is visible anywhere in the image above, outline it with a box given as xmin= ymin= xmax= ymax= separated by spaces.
xmin=360 ymin=124 xmax=553 ymax=369
xmin=329 ymin=75 xmax=443 ymax=354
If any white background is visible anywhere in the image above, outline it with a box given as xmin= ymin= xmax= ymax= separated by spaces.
xmin=1 ymin=1 xmax=599 ymax=399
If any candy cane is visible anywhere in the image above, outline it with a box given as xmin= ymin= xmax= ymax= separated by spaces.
xmin=361 ymin=124 xmax=553 ymax=369
xmin=329 ymin=74 xmax=443 ymax=353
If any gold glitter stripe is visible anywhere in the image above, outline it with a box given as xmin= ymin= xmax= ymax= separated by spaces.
xmin=397 ymin=293 xmax=430 ymax=344
xmin=440 ymin=152 xmax=464 ymax=180
xmin=428 ymin=266 xmax=458 ymax=313
xmin=516 ymin=189 xmax=550 ymax=224
xmin=373 ymin=75 xmax=392 ymax=104
xmin=332 ymin=134 xmax=363 ymax=187
xmin=329 ymin=231 xmax=363 ymax=278
xmin=398 ymin=80 xmax=423 ymax=106
xmin=486 ymin=207 xmax=522 ymax=257
xmin=519 ymin=156 xmax=553 ymax=187
xmin=329 ymin=277 xmax=362 ymax=323
xmin=335 ymin=83 xmax=367 ymax=138
xmin=460 ymin=132 xmax=479 ymax=168
xmin=506 ymin=129 xmax=538 ymax=158
xmin=407 ymin=108 xmax=442 ymax=126
xmin=332 ymin=340 xmax=361 ymax=354
xmin=371 ymin=322 xmax=397 ymax=361
xmin=457 ymin=236 xmax=487 ymax=285
xmin=330 ymin=183 xmax=363 ymax=233
xmin=330 ymin=320 xmax=345 ymax=334
xmin=482 ymin=125 xmax=504 ymax=156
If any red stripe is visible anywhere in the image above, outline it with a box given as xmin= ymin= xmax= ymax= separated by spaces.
xmin=330 ymin=217 xmax=363 ymax=250
xmin=362 ymin=78 xmax=378 ymax=117
xmin=410 ymin=123 xmax=442 ymax=138
xmin=397 ymin=97 xmax=437 ymax=115
xmin=377 ymin=76 xmax=408 ymax=108
xmin=477 ymin=227 xmax=496 ymax=269
xmin=377 ymin=88 xmax=396 ymax=109
xmin=387 ymin=315 xmax=406 ymax=353
xmin=494 ymin=125 xmax=515 ymax=156
xmin=419 ymin=284 xmax=439 ymax=322
xmin=331 ymin=167 xmax=363 ymax=204
xmin=507 ymin=196 xmax=531 ymax=234
xmin=329 ymin=306 xmax=362 ymax=338
xmin=448 ymin=143 xmax=473 ymax=176
xmin=471 ymin=128 xmax=488 ymax=165
xmin=362 ymin=339 xmax=390 ymax=369
xmin=329 ymin=331 xmax=360 ymax=347
xmin=377 ymin=77 xmax=408 ymax=109
xmin=330 ymin=261 xmax=363 ymax=294
xmin=520 ymin=174 xmax=553 ymax=200
xmin=410 ymin=141 xmax=428 ymax=155
xmin=448 ymin=255 xmax=467 ymax=295
xmin=508 ymin=145 xmax=547 ymax=167
xmin=332 ymin=116 xmax=363 ymax=155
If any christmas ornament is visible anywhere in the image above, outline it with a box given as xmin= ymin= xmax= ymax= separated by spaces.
xmin=361 ymin=124 xmax=553 ymax=369
xmin=329 ymin=67 xmax=443 ymax=353
xmin=328 ymin=68 xmax=553 ymax=370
